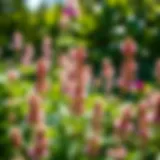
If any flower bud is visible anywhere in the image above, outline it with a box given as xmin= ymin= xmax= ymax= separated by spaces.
xmin=28 ymin=94 xmax=44 ymax=124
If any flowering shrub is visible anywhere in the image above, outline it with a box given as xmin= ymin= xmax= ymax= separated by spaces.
xmin=0 ymin=33 xmax=160 ymax=160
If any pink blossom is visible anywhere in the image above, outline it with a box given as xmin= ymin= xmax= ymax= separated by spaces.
xmin=120 ymin=37 xmax=137 ymax=56
xmin=22 ymin=43 xmax=34 ymax=65
xmin=102 ymin=58 xmax=115 ymax=79
xmin=12 ymin=31 xmax=23 ymax=51
xmin=28 ymin=126 xmax=49 ymax=159
xmin=92 ymin=102 xmax=104 ymax=133
xmin=41 ymin=36 xmax=52 ymax=59
xmin=36 ymin=58 xmax=49 ymax=80
xmin=28 ymin=94 xmax=44 ymax=124
xmin=114 ymin=107 xmax=134 ymax=137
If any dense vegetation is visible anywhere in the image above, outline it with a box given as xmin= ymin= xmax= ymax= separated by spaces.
xmin=0 ymin=0 xmax=160 ymax=160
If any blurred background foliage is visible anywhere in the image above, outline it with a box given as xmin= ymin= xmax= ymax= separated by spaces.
xmin=0 ymin=0 xmax=160 ymax=79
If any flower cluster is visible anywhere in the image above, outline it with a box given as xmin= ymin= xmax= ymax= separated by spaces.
xmin=12 ymin=31 xmax=23 ymax=52
xmin=6 ymin=33 xmax=160 ymax=160
xmin=21 ymin=43 xmax=34 ymax=65
xmin=119 ymin=37 xmax=139 ymax=92
xmin=28 ymin=125 xmax=48 ymax=159
xmin=59 ymin=47 xmax=92 ymax=115
xmin=101 ymin=58 xmax=115 ymax=94
xmin=114 ymin=106 xmax=134 ymax=139
xmin=35 ymin=58 xmax=50 ymax=93
xmin=60 ymin=0 xmax=80 ymax=28
xmin=86 ymin=102 xmax=104 ymax=156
